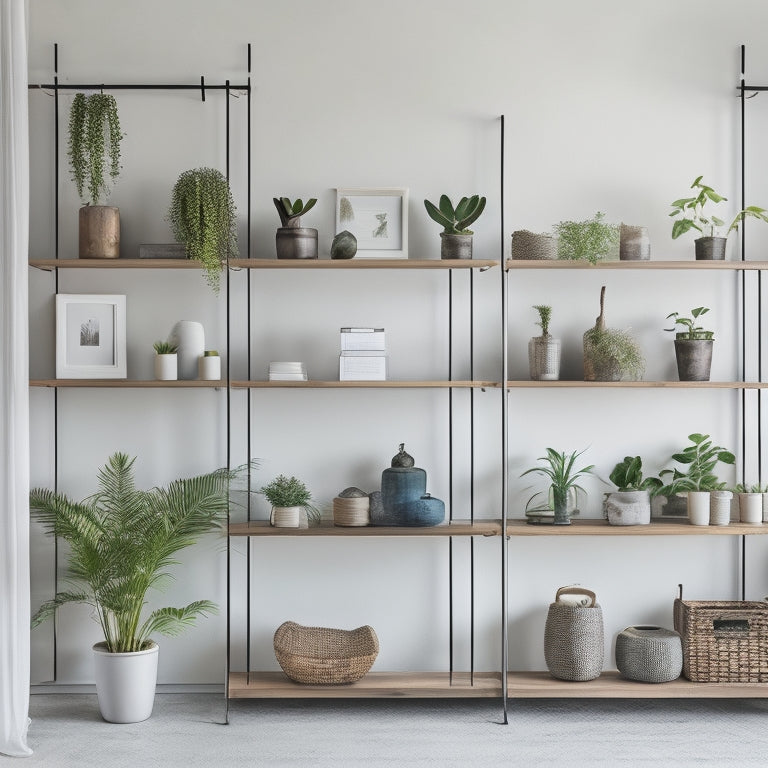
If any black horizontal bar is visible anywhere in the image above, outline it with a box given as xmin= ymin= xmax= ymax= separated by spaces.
xmin=28 ymin=82 xmax=250 ymax=92
xmin=739 ymin=85 xmax=768 ymax=92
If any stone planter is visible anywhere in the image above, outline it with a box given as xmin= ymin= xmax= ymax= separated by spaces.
xmin=694 ymin=236 xmax=727 ymax=261
xmin=604 ymin=490 xmax=651 ymax=525
xmin=528 ymin=336 xmax=561 ymax=380
xmin=440 ymin=232 xmax=473 ymax=260
xmin=276 ymin=227 xmax=318 ymax=259
xmin=674 ymin=338 xmax=713 ymax=381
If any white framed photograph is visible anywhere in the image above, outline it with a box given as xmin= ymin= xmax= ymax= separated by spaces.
xmin=56 ymin=294 xmax=127 ymax=379
xmin=335 ymin=187 xmax=408 ymax=258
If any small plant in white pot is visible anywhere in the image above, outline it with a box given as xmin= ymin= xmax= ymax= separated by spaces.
xmin=665 ymin=306 xmax=713 ymax=382
xmin=528 ymin=304 xmax=561 ymax=381
xmin=604 ymin=456 xmax=662 ymax=526
xmin=424 ymin=194 xmax=486 ymax=260
xmin=29 ymin=453 xmax=233 ymax=722
xmin=260 ymin=474 xmax=320 ymax=528
xmin=733 ymin=483 xmax=768 ymax=524
xmin=153 ymin=340 xmax=178 ymax=381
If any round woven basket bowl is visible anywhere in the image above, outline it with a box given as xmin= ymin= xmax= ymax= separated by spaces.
xmin=615 ymin=625 xmax=682 ymax=683
xmin=333 ymin=496 xmax=370 ymax=526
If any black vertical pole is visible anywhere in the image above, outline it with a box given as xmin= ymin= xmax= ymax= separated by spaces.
xmin=500 ymin=114 xmax=508 ymax=724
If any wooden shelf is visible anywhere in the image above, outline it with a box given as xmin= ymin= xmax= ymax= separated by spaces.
xmin=230 ymin=519 xmax=501 ymax=537
xmin=507 ymin=671 xmax=768 ymax=698
xmin=506 ymin=518 xmax=768 ymax=536
xmin=506 ymin=380 xmax=767 ymax=389
xmin=29 ymin=258 xmax=202 ymax=271
xmin=229 ymin=258 xmax=498 ymax=270
xmin=30 ymin=379 xmax=225 ymax=388
xmin=506 ymin=259 xmax=768 ymax=271
xmin=231 ymin=380 xmax=500 ymax=389
xmin=229 ymin=671 xmax=502 ymax=699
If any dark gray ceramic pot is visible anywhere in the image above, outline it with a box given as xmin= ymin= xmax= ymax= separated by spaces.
xmin=694 ymin=236 xmax=726 ymax=261
xmin=440 ymin=232 xmax=473 ymax=260
xmin=674 ymin=338 xmax=713 ymax=381
xmin=276 ymin=227 xmax=318 ymax=259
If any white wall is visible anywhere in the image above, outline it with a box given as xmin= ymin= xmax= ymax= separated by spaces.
xmin=26 ymin=0 xmax=768 ymax=684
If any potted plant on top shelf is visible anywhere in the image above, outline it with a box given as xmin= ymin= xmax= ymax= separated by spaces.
xmin=528 ymin=304 xmax=561 ymax=381
xmin=732 ymin=482 xmax=767 ymax=524
xmin=670 ymin=175 xmax=768 ymax=260
xmin=553 ymin=211 xmax=618 ymax=265
xmin=260 ymin=474 xmax=320 ymax=528
xmin=424 ymin=194 xmax=486 ymax=260
xmin=67 ymin=92 xmax=124 ymax=259
xmin=167 ymin=167 xmax=238 ymax=294
xmin=665 ymin=306 xmax=713 ymax=382
xmin=273 ymin=197 xmax=318 ymax=260
xmin=604 ymin=456 xmax=662 ymax=526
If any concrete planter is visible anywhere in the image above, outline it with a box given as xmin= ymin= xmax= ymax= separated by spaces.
xmin=694 ymin=236 xmax=727 ymax=260
xmin=440 ymin=232 xmax=473 ymax=260
xmin=674 ymin=338 xmax=713 ymax=381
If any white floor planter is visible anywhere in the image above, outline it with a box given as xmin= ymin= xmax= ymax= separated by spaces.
xmin=687 ymin=491 xmax=711 ymax=526
xmin=93 ymin=641 xmax=159 ymax=723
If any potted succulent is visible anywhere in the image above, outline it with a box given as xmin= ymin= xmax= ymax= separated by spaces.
xmin=521 ymin=447 xmax=596 ymax=525
xmin=670 ymin=175 xmax=768 ymax=260
xmin=604 ymin=456 xmax=662 ymax=526
xmin=658 ymin=433 xmax=735 ymax=526
xmin=528 ymin=304 xmax=561 ymax=381
xmin=29 ymin=452 xmax=233 ymax=722
xmin=424 ymin=194 xmax=486 ymax=260
xmin=260 ymin=474 xmax=319 ymax=528
xmin=732 ymin=483 xmax=768 ymax=524
xmin=273 ymin=197 xmax=318 ymax=259
xmin=198 ymin=349 xmax=221 ymax=381
xmin=665 ymin=306 xmax=713 ymax=381
xmin=583 ymin=286 xmax=645 ymax=381
xmin=553 ymin=211 xmax=618 ymax=265
xmin=152 ymin=340 xmax=178 ymax=381
xmin=168 ymin=167 xmax=238 ymax=293
xmin=67 ymin=92 xmax=123 ymax=259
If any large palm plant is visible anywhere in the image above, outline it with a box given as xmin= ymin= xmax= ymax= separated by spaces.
xmin=30 ymin=452 xmax=233 ymax=653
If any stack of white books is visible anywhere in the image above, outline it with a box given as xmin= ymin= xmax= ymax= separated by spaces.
xmin=269 ymin=361 xmax=307 ymax=381
xmin=339 ymin=327 xmax=387 ymax=381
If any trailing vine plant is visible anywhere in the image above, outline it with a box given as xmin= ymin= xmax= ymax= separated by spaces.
xmin=67 ymin=93 xmax=123 ymax=206
xmin=167 ymin=167 xmax=238 ymax=294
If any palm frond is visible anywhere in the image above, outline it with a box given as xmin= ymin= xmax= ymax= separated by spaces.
xmin=31 ymin=592 xmax=92 ymax=627
xmin=137 ymin=600 xmax=218 ymax=642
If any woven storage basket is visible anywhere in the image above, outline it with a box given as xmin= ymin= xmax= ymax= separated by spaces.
xmin=615 ymin=625 xmax=682 ymax=683
xmin=273 ymin=621 xmax=379 ymax=685
xmin=544 ymin=587 xmax=604 ymax=681
xmin=511 ymin=230 xmax=557 ymax=260
xmin=673 ymin=588 xmax=768 ymax=682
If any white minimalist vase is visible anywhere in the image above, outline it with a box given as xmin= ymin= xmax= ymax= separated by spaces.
xmin=167 ymin=321 xmax=204 ymax=380
xmin=198 ymin=353 xmax=221 ymax=381
xmin=710 ymin=490 xmax=732 ymax=526
xmin=154 ymin=353 xmax=178 ymax=381
xmin=687 ymin=491 xmax=710 ymax=526
xmin=740 ymin=493 xmax=763 ymax=524
xmin=93 ymin=641 xmax=159 ymax=723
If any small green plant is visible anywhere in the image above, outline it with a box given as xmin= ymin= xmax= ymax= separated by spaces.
xmin=670 ymin=175 xmax=768 ymax=240
xmin=168 ymin=168 xmax=238 ymax=294
xmin=609 ymin=456 xmax=662 ymax=493
xmin=424 ymin=195 xmax=486 ymax=235
xmin=533 ymin=305 xmax=552 ymax=337
xmin=260 ymin=474 xmax=320 ymax=523
xmin=733 ymin=482 xmax=768 ymax=494
xmin=554 ymin=211 xmax=618 ymax=265
xmin=153 ymin=340 xmax=177 ymax=355
xmin=658 ymin=433 xmax=735 ymax=495
xmin=203 ymin=350 xmax=219 ymax=357
xmin=273 ymin=197 xmax=317 ymax=227
xmin=67 ymin=93 xmax=123 ymax=206
xmin=665 ymin=307 xmax=713 ymax=340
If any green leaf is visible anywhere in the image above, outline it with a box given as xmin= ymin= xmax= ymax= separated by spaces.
xmin=438 ymin=195 xmax=454 ymax=220
xmin=292 ymin=198 xmax=303 ymax=215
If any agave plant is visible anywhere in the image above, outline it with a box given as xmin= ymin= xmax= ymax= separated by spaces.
xmin=29 ymin=452 xmax=237 ymax=653
xmin=423 ymin=194 xmax=486 ymax=235
xmin=274 ymin=197 xmax=317 ymax=228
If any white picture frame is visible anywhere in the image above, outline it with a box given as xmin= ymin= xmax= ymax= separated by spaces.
xmin=56 ymin=294 xmax=127 ymax=379
xmin=335 ymin=187 xmax=408 ymax=259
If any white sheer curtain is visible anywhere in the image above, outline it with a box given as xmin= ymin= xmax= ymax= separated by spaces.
xmin=0 ymin=0 xmax=32 ymax=757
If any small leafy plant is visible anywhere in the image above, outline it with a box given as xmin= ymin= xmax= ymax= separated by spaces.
xmin=670 ymin=175 xmax=768 ymax=240
xmin=274 ymin=197 xmax=318 ymax=228
xmin=733 ymin=482 xmax=768 ymax=494
xmin=424 ymin=195 xmax=486 ymax=235
xmin=609 ymin=456 xmax=662 ymax=493
xmin=153 ymin=340 xmax=178 ymax=355
xmin=554 ymin=211 xmax=618 ymax=265
xmin=658 ymin=433 xmax=735 ymax=495
xmin=533 ymin=305 xmax=552 ymax=337
xmin=67 ymin=93 xmax=123 ymax=206
xmin=260 ymin=474 xmax=320 ymax=523
xmin=665 ymin=307 xmax=713 ymax=340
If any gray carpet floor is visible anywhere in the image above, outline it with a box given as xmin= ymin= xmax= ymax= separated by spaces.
xmin=20 ymin=693 xmax=768 ymax=767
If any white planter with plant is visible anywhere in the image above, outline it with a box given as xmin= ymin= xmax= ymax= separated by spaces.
xmin=604 ymin=456 xmax=661 ymax=526
xmin=260 ymin=474 xmax=319 ymax=528
xmin=29 ymin=453 xmax=232 ymax=723
xmin=666 ymin=306 xmax=713 ymax=382
xmin=424 ymin=194 xmax=486 ymax=260
xmin=528 ymin=304 xmax=561 ymax=380
xmin=67 ymin=93 xmax=123 ymax=259
xmin=735 ymin=484 xmax=766 ymax=524
xmin=153 ymin=340 xmax=178 ymax=381
xmin=198 ymin=350 xmax=221 ymax=381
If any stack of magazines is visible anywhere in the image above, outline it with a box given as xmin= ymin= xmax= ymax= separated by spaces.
xmin=339 ymin=327 xmax=387 ymax=381
xmin=269 ymin=362 xmax=307 ymax=381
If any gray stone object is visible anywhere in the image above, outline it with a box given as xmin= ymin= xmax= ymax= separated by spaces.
xmin=331 ymin=230 xmax=357 ymax=259
xmin=338 ymin=486 xmax=368 ymax=498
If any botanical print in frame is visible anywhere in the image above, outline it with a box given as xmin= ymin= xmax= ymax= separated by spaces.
xmin=335 ymin=188 xmax=408 ymax=258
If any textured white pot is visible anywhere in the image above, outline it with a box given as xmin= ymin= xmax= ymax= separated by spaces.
xmin=740 ymin=493 xmax=763 ymax=524
xmin=604 ymin=490 xmax=651 ymax=525
xmin=710 ymin=490 xmax=732 ymax=526
xmin=198 ymin=354 xmax=221 ymax=381
xmin=167 ymin=321 xmax=205 ymax=380
xmin=93 ymin=641 xmax=159 ymax=723
xmin=154 ymin=353 xmax=178 ymax=381
xmin=687 ymin=491 xmax=711 ymax=526
xmin=270 ymin=506 xmax=301 ymax=528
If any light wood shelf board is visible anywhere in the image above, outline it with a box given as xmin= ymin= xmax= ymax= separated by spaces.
xmin=506 ymin=259 xmax=768 ymax=271
xmin=508 ymin=671 xmax=768 ymax=698
xmin=506 ymin=518 xmax=768 ymax=536
xmin=228 ymin=258 xmax=498 ymax=270
xmin=231 ymin=380 xmax=499 ymax=389
xmin=229 ymin=671 xmax=502 ymax=699
xmin=506 ymin=380 xmax=765 ymax=389
xmin=30 ymin=379 xmax=225 ymax=389
xmin=229 ymin=519 xmax=501 ymax=537
xmin=29 ymin=258 xmax=202 ymax=270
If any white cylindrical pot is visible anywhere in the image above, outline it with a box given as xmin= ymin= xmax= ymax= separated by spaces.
xmin=198 ymin=354 xmax=221 ymax=381
xmin=167 ymin=321 xmax=205 ymax=380
xmin=93 ymin=641 xmax=159 ymax=723
xmin=528 ymin=337 xmax=561 ymax=381
xmin=740 ymin=493 xmax=763 ymax=524
xmin=710 ymin=490 xmax=732 ymax=526
xmin=270 ymin=506 xmax=301 ymax=528
xmin=154 ymin=353 xmax=178 ymax=381
xmin=687 ymin=491 xmax=711 ymax=526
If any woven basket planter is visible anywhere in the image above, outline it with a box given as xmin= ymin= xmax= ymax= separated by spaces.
xmin=273 ymin=621 xmax=379 ymax=685
xmin=615 ymin=626 xmax=682 ymax=683
xmin=511 ymin=230 xmax=557 ymax=260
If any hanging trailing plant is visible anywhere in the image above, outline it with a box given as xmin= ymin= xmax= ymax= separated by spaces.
xmin=67 ymin=93 xmax=123 ymax=206
xmin=167 ymin=167 xmax=238 ymax=294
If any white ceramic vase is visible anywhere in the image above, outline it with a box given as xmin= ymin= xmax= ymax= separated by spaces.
xmin=740 ymin=493 xmax=763 ymax=524
xmin=198 ymin=353 xmax=221 ymax=381
xmin=270 ymin=506 xmax=301 ymax=528
xmin=154 ymin=353 xmax=178 ymax=381
xmin=687 ymin=491 xmax=711 ymax=526
xmin=167 ymin=321 xmax=205 ymax=380
xmin=92 ymin=641 xmax=159 ymax=723
xmin=710 ymin=490 xmax=732 ymax=526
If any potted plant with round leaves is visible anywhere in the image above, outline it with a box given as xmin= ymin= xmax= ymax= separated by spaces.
xmin=670 ymin=175 xmax=768 ymax=260
xmin=260 ymin=474 xmax=320 ymax=528
xmin=553 ymin=211 xmax=618 ymax=265
xmin=528 ymin=304 xmax=561 ymax=380
xmin=168 ymin=167 xmax=238 ymax=293
xmin=29 ymin=452 xmax=235 ymax=723
xmin=604 ymin=456 xmax=662 ymax=526
xmin=424 ymin=194 xmax=486 ymax=260
xmin=273 ymin=197 xmax=318 ymax=259
xmin=67 ymin=92 xmax=123 ymax=259
xmin=665 ymin=306 xmax=713 ymax=381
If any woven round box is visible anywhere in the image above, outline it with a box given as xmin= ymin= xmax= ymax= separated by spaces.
xmin=615 ymin=625 xmax=682 ymax=683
